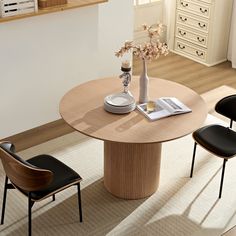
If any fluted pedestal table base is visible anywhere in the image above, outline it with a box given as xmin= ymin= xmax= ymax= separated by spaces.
xmin=104 ymin=141 xmax=162 ymax=199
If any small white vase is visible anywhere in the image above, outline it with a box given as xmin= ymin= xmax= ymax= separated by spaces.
xmin=139 ymin=59 xmax=149 ymax=104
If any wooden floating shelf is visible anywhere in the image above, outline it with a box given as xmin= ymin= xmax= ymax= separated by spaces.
xmin=0 ymin=0 xmax=108 ymax=23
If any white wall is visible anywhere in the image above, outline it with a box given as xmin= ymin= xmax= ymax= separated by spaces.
xmin=98 ymin=0 xmax=134 ymax=77
xmin=0 ymin=0 xmax=133 ymax=138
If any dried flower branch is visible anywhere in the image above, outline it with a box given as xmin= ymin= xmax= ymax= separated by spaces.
xmin=115 ymin=23 xmax=169 ymax=61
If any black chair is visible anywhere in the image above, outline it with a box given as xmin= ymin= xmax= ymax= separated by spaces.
xmin=190 ymin=95 xmax=236 ymax=198
xmin=0 ymin=141 xmax=83 ymax=236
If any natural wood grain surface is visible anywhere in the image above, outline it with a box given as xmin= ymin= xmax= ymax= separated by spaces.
xmin=0 ymin=0 xmax=108 ymax=23
xmin=60 ymin=76 xmax=207 ymax=144
xmin=60 ymin=76 xmax=207 ymax=199
xmin=0 ymin=143 xmax=53 ymax=192
xmin=104 ymin=141 xmax=162 ymax=199
xmin=133 ymin=53 xmax=236 ymax=94
xmin=1 ymin=119 xmax=73 ymax=152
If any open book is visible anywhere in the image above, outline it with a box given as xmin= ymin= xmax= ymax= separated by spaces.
xmin=136 ymin=97 xmax=192 ymax=121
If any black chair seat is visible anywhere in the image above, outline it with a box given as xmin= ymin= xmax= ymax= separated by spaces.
xmin=193 ymin=124 xmax=236 ymax=158
xmin=24 ymin=154 xmax=82 ymax=200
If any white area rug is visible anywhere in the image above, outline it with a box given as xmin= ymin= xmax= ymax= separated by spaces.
xmin=1 ymin=114 xmax=236 ymax=236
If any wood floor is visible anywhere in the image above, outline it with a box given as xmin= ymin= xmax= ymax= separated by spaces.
xmin=133 ymin=53 xmax=236 ymax=94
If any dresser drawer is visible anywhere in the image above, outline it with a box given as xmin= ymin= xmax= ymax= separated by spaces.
xmin=190 ymin=0 xmax=212 ymax=4
xmin=176 ymin=25 xmax=208 ymax=47
xmin=177 ymin=0 xmax=211 ymax=18
xmin=177 ymin=11 xmax=209 ymax=33
xmin=175 ymin=39 xmax=207 ymax=62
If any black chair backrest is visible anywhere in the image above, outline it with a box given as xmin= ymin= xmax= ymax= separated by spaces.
xmin=215 ymin=95 xmax=236 ymax=122
xmin=0 ymin=141 xmax=53 ymax=192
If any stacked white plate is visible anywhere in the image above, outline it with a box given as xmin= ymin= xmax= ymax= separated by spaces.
xmin=104 ymin=92 xmax=136 ymax=114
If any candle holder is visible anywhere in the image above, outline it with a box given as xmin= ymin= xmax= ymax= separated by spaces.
xmin=119 ymin=63 xmax=132 ymax=94
xmin=103 ymin=61 xmax=136 ymax=114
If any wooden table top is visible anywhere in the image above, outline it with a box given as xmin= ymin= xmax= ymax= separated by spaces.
xmin=59 ymin=76 xmax=207 ymax=144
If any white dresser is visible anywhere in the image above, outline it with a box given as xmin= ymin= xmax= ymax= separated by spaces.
xmin=173 ymin=0 xmax=233 ymax=66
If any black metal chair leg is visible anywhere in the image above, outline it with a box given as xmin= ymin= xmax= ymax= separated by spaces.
xmin=52 ymin=194 xmax=55 ymax=201
xmin=77 ymin=183 xmax=82 ymax=222
xmin=190 ymin=142 xmax=197 ymax=178
xmin=219 ymin=159 xmax=227 ymax=199
xmin=230 ymin=119 xmax=233 ymax=129
xmin=1 ymin=176 xmax=8 ymax=225
xmin=28 ymin=193 xmax=32 ymax=236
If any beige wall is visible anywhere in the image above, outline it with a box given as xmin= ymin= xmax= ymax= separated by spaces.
xmin=133 ymin=1 xmax=165 ymax=44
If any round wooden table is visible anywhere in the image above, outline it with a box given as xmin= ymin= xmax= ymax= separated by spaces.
xmin=59 ymin=76 xmax=207 ymax=199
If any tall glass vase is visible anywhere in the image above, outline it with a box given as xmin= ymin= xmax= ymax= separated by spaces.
xmin=139 ymin=58 xmax=149 ymax=103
